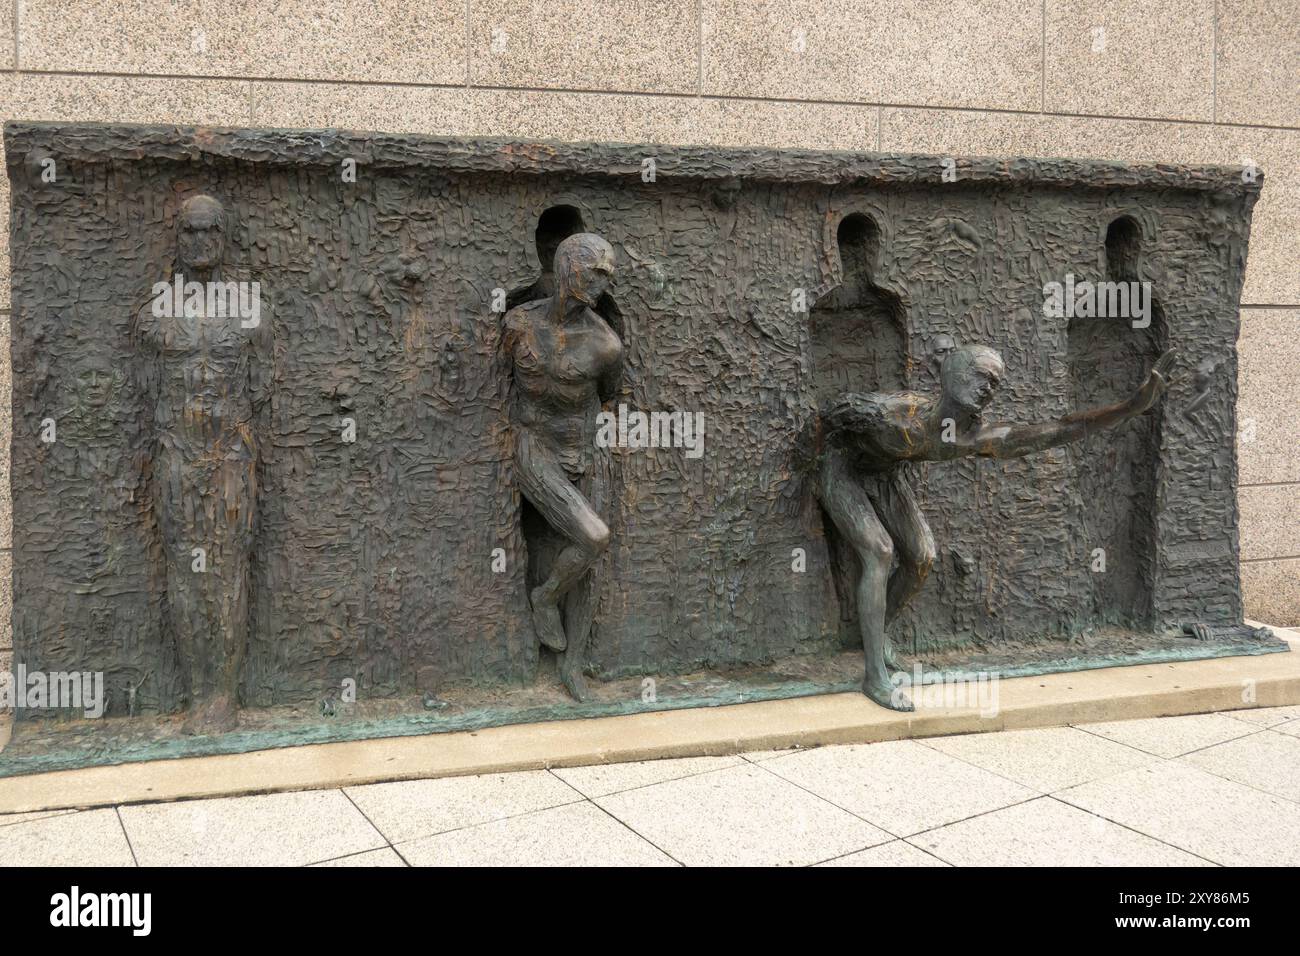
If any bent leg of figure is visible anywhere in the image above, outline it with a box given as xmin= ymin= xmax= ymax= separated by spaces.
xmin=817 ymin=450 xmax=910 ymax=711
xmin=870 ymin=471 xmax=937 ymax=628
xmin=557 ymin=447 xmax=613 ymax=701
xmin=516 ymin=433 xmax=610 ymax=666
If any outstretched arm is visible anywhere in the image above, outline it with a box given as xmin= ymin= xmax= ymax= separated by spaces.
xmin=974 ymin=349 xmax=1176 ymax=459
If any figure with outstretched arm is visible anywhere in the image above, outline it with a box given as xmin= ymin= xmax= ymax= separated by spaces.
xmin=817 ymin=345 xmax=1177 ymax=710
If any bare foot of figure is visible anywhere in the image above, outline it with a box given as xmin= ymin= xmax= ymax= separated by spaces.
xmin=530 ymin=586 xmax=567 ymax=651
xmin=863 ymin=675 xmax=912 ymax=712
xmin=559 ymin=653 xmax=589 ymax=702
xmin=182 ymin=694 xmax=239 ymax=735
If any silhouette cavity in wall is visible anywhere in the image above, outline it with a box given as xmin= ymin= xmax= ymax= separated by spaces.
xmin=810 ymin=212 xmax=908 ymax=401
xmin=1067 ymin=215 xmax=1165 ymax=630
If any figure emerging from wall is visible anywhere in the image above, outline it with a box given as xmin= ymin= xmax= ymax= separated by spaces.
xmin=137 ymin=194 xmax=271 ymax=733
xmin=502 ymin=233 xmax=623 ymax=701
xmin=811 ymin=212 xmax=910 ymax=645
xmin=817 ymin=344 xmax=1177 ymax=710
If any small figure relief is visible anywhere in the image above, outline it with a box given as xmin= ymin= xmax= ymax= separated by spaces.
xmin=59 ymin=353 xmax=128 ymax=472
xmin=817 ymin=345 xmax=1177 ymax=710
xmin=502 ymin=233 xmax=622 ymax=701
xmin=137 ymin=195 xmax=271 ymax=734
xmin=39 ymin=352 xmax=136 ymax=592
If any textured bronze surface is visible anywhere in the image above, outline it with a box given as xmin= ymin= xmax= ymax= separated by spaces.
xmin=3 ymin=122 xmax=1267 ymax=736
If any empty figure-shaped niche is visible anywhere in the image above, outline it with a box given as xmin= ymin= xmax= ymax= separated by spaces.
xmin=507 ymin=204 xmax=588 ymax=309
xmin=1068 ymin=215 xmax=1166 ymax=630
xmin=508 ymin=204 xmax=624 ymax=339
xmin=810 ymin=213 xmax=907 ymax=401
xmin=1105 ymin=214 xmax=1142 ymax=282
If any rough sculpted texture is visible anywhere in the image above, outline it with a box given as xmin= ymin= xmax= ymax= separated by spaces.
xmin=3 ymin=122 xmax=1267 ymax=725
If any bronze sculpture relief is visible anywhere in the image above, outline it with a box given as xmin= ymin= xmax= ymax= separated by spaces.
xmin=0 ymin=124 xmax=1278 ymax=772
xmin=137 ymin=195 xmax=270 ymax=733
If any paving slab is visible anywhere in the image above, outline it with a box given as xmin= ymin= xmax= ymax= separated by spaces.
xmin=596 ymin=763 xmax=890 ymax=866
xmin=0 ymin=807 xmax=135 ymax=866
xmin=344 ymin=770 xmax=581 ymax=844
xmin=1074 ymin=712 xmax=1260 ymax=757
xmin=761 ymin=740 xmax=1036 ymax=836
xmin=920 ymin=726 xmax=1157 ymax=792
xmin=0 ymin=808 xmax=77 ymax=828
xmin=1178 ymin=729 xmax=1300 ymax=804
xmin=119 ymin=789 xmax=387 ymax=866
xmin=1057 ymin=762 xmax=1300 ymax=866
xmin=910 ymin=796 xmax=1211 ymax=867
xmin=551 ymin=754 xmax=745 ymax=798
xmin=1272 ymin=720 xmax=1300 ymax=739
xmin=817 ymin=840 xmax=950 ymax=867
xmin=396 ymin=802 xmax=677 ymax=867
xmin=1225 ymin=704 xmax=1300 ymax=728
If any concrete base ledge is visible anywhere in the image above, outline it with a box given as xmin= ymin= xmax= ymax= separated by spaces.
xmin=1 ymin=623 xmax=1296 ymax=815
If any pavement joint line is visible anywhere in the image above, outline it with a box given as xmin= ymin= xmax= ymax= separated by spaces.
xmin=897 ymin=789 xmax=1215 ymax=867
xmin=1066 ymin=718 xmax=1261 ymax=760
xmin=585 ymin=796 xmax=685 ymax=867
xmin=891 ymin=792 xmax=1047 ymax=842
xmin=376 ymin=795 xmax=590 ymax=849
xmin=911 ymin=724 xmax=1183 ymax=799
xmin=1048 ymin=789 xmax=1228 ymax=867
xmin=1044 ymin=795 xmax=1225 ymax=868
xmin=338 ymin=787 xmax=401 ymax=860
xmin=742 ymin=748 xmax=911 ymax=840
xmin=807 ymin=833 xmax=899 ymax=868
xmin=114 ymin=805 xmax=140 ymax=867
xmin=900 ymin=836 xmax=959 ymax=866
xmin=307 ymin=846 xmax=399 ymax=868
xmin=1167 ymin=732 xmax=1300 ymax=808
xmin=541 ymin=768 xmax=590 ymax=802
xmin=544 ymin=755 xmax=745 ymax=800
xmin=1050 ymin=791 xmax=1226 ymax=867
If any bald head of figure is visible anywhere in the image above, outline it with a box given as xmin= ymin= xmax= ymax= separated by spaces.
xmin=940 ymin=344 xmax=1004 ymax=414
xmin=554 ymin=233 xmax=615 ymax=307
xmin=178 ymin=194 xmax=226 ymax=273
